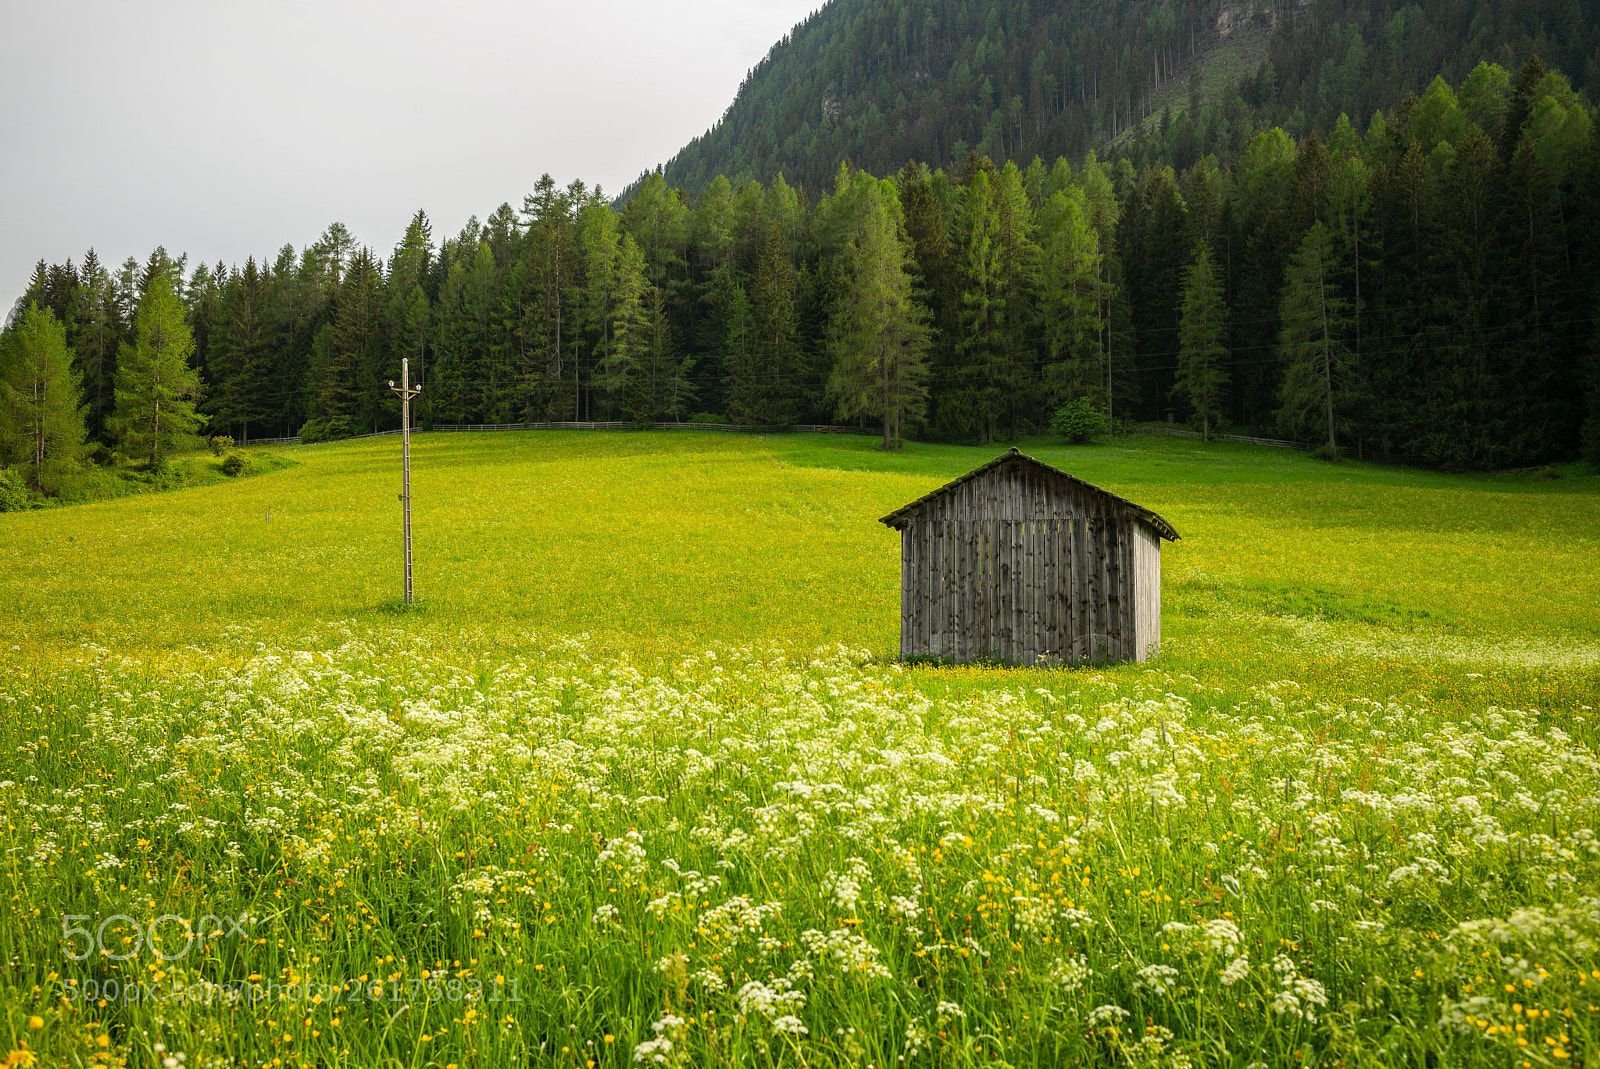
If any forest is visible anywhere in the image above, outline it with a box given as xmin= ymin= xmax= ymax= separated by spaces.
xmin=2 ymin=54 xmax=1599 ymax=508
xmin=650 ymin=0 xmax=1600 ymax=198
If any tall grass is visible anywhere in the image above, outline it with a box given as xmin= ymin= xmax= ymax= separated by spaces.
xmin=1 ymin=431 xmax=1596 ymax=1067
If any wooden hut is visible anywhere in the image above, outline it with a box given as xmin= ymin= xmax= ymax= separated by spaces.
xmin=880 ymin=448 xmax=1179 ymax=665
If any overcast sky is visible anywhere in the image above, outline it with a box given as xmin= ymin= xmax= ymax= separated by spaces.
xmin=1 ymin=0 xmax=821 ymax=307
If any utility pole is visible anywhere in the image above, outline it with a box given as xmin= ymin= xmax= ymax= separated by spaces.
xmin=388 ymin=359 xmax=422 ymax=604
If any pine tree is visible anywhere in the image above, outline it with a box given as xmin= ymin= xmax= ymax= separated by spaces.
xmin=1276 ymin=223 xmax=1351 ymax=454
xmin=108 ymin=274 xmax=202 ymax=465
xmin=824 ymin=174 xmax=930 ymax=449
xmin=0 ymin=304 xmax=87 ymax=494
xmin=1173 ymin=241 xmax=1229 ymax=440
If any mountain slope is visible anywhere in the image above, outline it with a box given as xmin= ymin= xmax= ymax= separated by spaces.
xmin=648 ymin=0 xmax=1600 ymax=197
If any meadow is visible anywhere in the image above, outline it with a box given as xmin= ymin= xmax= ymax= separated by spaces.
xmin=1 ymin=429 xmax=1597 ymax=1068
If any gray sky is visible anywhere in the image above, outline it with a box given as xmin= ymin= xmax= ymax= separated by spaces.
xmin=1 ymin=0 xmax=820 ymax=306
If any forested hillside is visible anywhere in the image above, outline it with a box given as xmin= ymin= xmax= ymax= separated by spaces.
xmin=3 ymin=55 xmax=1599 ymax=508
xmin=648 ymin=0 xmax=1600 ymax=198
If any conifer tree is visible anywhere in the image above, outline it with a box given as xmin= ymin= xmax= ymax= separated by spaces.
xmin=218 ymin=257 xmax=270 ymax=442
xmin=1035 ymin=184 xmax=1103 ymax=406
xmin=1276 ymin=223 xmax=1351 ymax=454
xmin=321 ymin=249 xmax=384 ymax=430
xmin=108 ymin=274 xmax=202 ymax=465
xmin=0 ymin=304 xmax=86 ymax=493
xmin=1173 ymin=240 xmax=1229 ymax=440
xmin=69 ymin=249 xmax=120 ymax=443
xmin=825 ymin=175 xmax=930 ymax=449
xmin=732 ymin=225 xmax=798 ymax=425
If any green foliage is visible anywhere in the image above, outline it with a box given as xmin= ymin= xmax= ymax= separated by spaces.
xmin=0 ymin=466 xmax=33 ymax=511
xmin=209 ymin=435 xmax=234 ymax=456
xmin=0 ymin=302 xmax=87 ymax=495
xmin=220 ymin=451 xmax=247 ymax=477
xmin=298 ymin=417 xmax=358 ymax=444
xmin=823 ymin=173 xmax=930 ymax=449
xmin=1049 ymin=396 xmax=1110 ymax=443
xmin=108 ymin=273 xmax=202 ymax=465
xmin=1173 ymin=241 xmax=1229 ymax=440
xmin=1276 ymin=223 xmax=1352 ymax=452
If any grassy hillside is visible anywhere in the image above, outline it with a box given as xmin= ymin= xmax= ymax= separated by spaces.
xmin=2 ymin=431 xmax=1598 ymax=1067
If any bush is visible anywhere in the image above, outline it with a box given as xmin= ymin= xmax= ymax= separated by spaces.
xmin=209 ymin=435 xmax=235 ymax=456
xmin=1049 ymin=397 xmax=1111 ymax=444
xmin=689 ymin=412 xmax=725 ymax=425
xmin=298 ymin=417 xmax=358 ymax=444
xmin=221 ymin=452 xmax=247 ymax=477
xmin=0 ymin=467 xmax=33 ymax=512
xmin=86 ymin=442 xmax=115 ymax=467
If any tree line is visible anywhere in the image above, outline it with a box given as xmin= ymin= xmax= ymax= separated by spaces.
xmin=3 ymin=57 xmax=1598 ymax=505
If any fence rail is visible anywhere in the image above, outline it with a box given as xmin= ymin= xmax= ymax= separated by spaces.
xmin=1126 ymin=426 xmax=1312 ymax=450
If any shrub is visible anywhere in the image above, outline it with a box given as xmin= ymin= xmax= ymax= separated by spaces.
xmin=689 ymin=413 xmax=725 ymax=425
xmin=86 ymin=442 xmax=115 ymax=467
xmin=1049 ymin=397 xmax=1110 ymax=444
xmin=0 ymin=467 xmax=33 ymax=512
xmin=298 ymin=418 xmax=357 ymax=444
xmin=209 ymin=435 xmax=235 ymax=456
xmin=221 ymin=452 xmax=247 ymax=477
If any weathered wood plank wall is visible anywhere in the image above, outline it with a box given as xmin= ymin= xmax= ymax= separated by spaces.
xmin=898 ymin=457 xmax=1161 ymax=666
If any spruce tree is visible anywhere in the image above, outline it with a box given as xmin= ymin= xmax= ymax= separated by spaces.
xmin=323 ymin=249 xmax=386 ymax=432
xmin=732 ymin=225 xmax=798 ymax=426
xmin=1276 ymin=223 xmax=1351 ymax=454
xmin=1173 ymin=241 xmax=1229 ymax=440
xmin=0 ymin=304 xmax=87 ymax=494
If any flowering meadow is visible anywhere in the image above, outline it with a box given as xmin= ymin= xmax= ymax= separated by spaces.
xmin=1 ymin=431 xmax=1597 ymax=1067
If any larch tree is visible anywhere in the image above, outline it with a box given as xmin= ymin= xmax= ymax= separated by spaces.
xmin=1276 ymin=223 xmax=1351 ymax=455
xmin=0 ymin=303 xmax=87 ymax=493
xmin=1173 ymin=240 xmax=1229 ymax=440
xmin=1035 ymin=184 xmax=1103 ymax=408
xmin=109 ymin=273 xmax=202 ymax=465
xmin=824 ymin=174 xmax=930 ymax=449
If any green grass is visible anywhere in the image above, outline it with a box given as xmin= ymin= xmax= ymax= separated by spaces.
xmin=13 ymin=449 xmax=297 ymax=511
xmin=1 ymin=429 xmax=1597 ymax=1067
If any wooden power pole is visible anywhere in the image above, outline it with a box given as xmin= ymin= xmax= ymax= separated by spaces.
xmin=388 ymin=359 xmax=422 ymax=604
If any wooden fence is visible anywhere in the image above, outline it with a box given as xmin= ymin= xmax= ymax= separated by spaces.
xmin=1126 ymin=426 xmax=1312 ymax=450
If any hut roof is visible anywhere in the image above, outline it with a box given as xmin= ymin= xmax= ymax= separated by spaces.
xmin=879 ymin=448 xmax=1180 ymax=541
